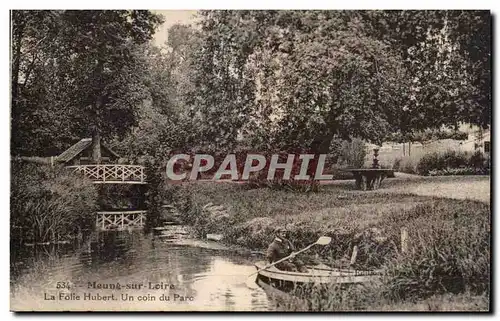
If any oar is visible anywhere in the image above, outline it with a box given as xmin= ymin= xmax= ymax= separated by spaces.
xmin=248 ymin=236 xmax=332 ymax=279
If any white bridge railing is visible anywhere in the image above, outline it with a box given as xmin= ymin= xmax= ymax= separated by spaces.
xmin=96 ymin=210 xmax=147 ymax=230
xmin=67 ymin=164 xmax=146 ymax=184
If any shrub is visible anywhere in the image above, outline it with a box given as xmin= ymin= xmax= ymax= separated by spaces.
xmin=417 ymin=151 xmax=463 ymax=175
xmin=442 ymin=150 xmax=469 ymax=168
xmin=417 ymin=150 xmax=489 ymax=176
xmin=468 ymin=150 xmax=488 ymax=170
xmin=337 ymin=138 xmax=367 ymax=168
xmin=11 ymin=160 xmax=98 ymax=243
xmin=393 ymin=157 xmax=418 ymax=174
xmin=97 ymin=184 xmax=146 ymax=210
xmin=428 ymin=167 xmax=488 ymax=176
xmin=159 ymin=183 xmax=192 ymax=224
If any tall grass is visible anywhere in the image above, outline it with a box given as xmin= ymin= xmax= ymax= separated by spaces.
xmin=173 ymin=181 xmax=490 ymax=310
xmin=11 ymin=160 xmax=98 ymax=243
xmin=280 ymin=283 xmax=488 ymax=311
xmin=381 ymin=200 xmax=489 ymax=300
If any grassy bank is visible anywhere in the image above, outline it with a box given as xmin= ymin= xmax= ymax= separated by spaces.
xmin=11 ymin=160 xmax=98 ymax=244
xmin=170 ymin=180 xmax=490 ymax=311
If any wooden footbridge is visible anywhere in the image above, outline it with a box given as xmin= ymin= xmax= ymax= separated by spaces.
xmin=22 ymin=138 xmax=178 ymax=232
xmin=54 ymin=138 xmax=151 ymax=231
xmin=95 ymin=210 xmax=147 ymax=231
xmin=67 ymin=164 xmax=147 ymax=184
xmin=68 ymin=165 xmax=148 ymax=231
xmin=69 ymin=164 xmax=148 ymax=231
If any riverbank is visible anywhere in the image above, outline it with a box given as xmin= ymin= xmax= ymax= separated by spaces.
xmin=177 ymin=175 xmax=490 ymax=311
xmin=11 ymin=160 xmax=98 ymax=244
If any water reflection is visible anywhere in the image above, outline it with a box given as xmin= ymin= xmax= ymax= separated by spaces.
xmin=11 ymin=228 xmax=271 ymax=311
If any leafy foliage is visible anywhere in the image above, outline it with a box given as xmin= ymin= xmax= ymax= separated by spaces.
xmin=11 ymin=10 xmax=163 ymax=157
xmin=392 ymin=157 xmax=418 ymax=174
xmin=186 ymin=10 xmax=490 ymax=154
xmin=361 ymin=10 xmax=491 ymax=134
xmin=387 ymin=129 xmax=469 ymax=144
xmin=11 ymin=10 xmax=491 ymax=161
xmin=336 ymin=138 xmax=367 ymax=168
xmin=188 ymin=11 xmax=408 ymax=152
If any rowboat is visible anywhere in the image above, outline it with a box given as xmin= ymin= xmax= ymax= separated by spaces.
xmin=254 ymin=261 xmax=382 ymax=294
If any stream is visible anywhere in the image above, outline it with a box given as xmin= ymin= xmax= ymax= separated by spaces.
xmin=10 ymin=226 xmax=272 ymax=311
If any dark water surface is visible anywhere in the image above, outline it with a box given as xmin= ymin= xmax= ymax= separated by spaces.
xmin=10 ymin=227 xmax=271 ymax=311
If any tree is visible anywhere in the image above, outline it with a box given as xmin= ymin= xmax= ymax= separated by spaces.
xmin=10 ymin=10 xmax=164 ymax=158
xmin=360 ymin=10 xmax=491 ymax=134
xmin=56 ymin=10 xmax=163 ymax=162
xmin=189 ymin=11 xmax=408 ymax=153
xmin=188 ymin=10 xmax=490 ymax=154
xmin=11 ymin=10 xmax=69 ymax=156
xmin=111 ymin=24 xmax=202 ymax=161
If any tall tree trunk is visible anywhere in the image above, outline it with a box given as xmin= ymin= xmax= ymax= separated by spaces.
xmin=11 ymin=14 xmax=25 ymax=112
xmin=91 ymin=54 xmax=105 ymax=164
xmin=91 ymin=127 xmax=101 ymax=163
xmin=91 ymin=96 xmax=103 ymax=163
xmin=311 ymin=104 xmax=340 ymax=154
xmin=308 ymin=128 xmax=336 ymax=178
xmin=310 ymin=128 xmax=336 ymax=155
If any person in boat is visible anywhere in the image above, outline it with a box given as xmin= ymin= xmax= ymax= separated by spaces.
xmin=266 ymin=227 xmax=308 ymax=273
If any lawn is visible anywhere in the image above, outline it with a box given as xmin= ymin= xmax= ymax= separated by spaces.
xmin=381 ymin=174 xmax=490 ymax=203
xmin=320 ymin=174 xmax=490 ymax=203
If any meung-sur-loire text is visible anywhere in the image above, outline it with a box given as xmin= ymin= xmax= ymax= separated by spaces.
xmin=87 ymin=281 xmax=175 ymax=290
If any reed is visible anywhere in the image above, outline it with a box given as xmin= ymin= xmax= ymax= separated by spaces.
xmin=11 ymin=160 xmax=98 ymax=243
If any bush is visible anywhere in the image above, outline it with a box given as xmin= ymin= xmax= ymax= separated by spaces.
xmin=416 ymin=150 xmax=489 ymax=176
xmin=337 ymin=138 xmax=367 ymax=168
xmin=468 ymin=150 xmax=489 ymax=170
xmin=393 ymin=157 xmax=418 ymax=174
xmin=428 ymin=167 xmax=488 ymax=176
xmin=11 ymin=160 xmax=98 ymax=243
xmin=97 ymin=184 xmax=146 ymax=210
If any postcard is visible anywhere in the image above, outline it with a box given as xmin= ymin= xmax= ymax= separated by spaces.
xmin=10 ymin=9 xmax=491 ymax=312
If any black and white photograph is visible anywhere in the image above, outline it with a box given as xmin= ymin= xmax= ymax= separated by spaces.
xmin=8 ymin=9 xmax=491 ymax=312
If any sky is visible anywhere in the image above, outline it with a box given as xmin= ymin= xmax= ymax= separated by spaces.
xmin=152 ymin=10 xmax=198 ymax=47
